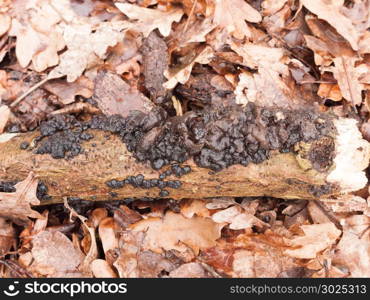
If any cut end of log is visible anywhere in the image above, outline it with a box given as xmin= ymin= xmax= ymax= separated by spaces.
xmin=327 ymin=118 xmax=370 ymax=193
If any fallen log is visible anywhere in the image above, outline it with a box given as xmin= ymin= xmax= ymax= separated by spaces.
xmin=0 ymin=107 xmax=369 ymax=204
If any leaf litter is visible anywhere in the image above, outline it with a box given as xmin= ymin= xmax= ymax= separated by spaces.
xmin=0 ymin=0 xmax=370 ymax=278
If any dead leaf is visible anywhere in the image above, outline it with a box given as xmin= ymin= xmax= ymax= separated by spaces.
xmin=0 ymin=172 xmax=42 ymax=223
xmin=0 ymin=217 xmax=15 ymax=256
xmin=319 ymin=195 xmax=369 ymax=213
xmin=130 ymin=211 xmax=223 ymax=254
xmin=48 ymin=21 xmax=129 ymax=82
xmin=170 ymin=17 xmax=216 ymax=50
xmin=317 ymin=83 xmax=343 ymax=101
xmin=93 ymin=70 xmax=154 ymax=117
xmin=90 ymin=208 xmax=108 ymax=229
xmin=284 ymin=223 xmax=341 ymax=259
xmin=43 ymin=76 xmax=93 ymax=105
xmin=0 ymin=13 xmax=11 ymax=36
xmin=164 ymin=46 xmax=213 ymax=89
xmin=30 ymin=230 xmax=84 ymax=277
xmin=0 ymin=105 xmax=10 ymax=133
xmin=180 ymin=199 xmax=210 ymax=219
xmin=307 ymin=201 xmax=334 ymax=224
xmin=63 ymin=198 xmax=97 ymax=276
xmin=98 ymin=217 xmax=118 ymax=254
xmin=262 ymin=0 xmax=287 ymax=16
xmin=114 ymin=205 xmax=142 ymax=229
xmin=9 ymin=1 xmax=66 ymax=71
xmin=205 ymin=197 xmax=236 ymax=210
xmin=115 ymin=3 xmax=183 ymax=37
xmin=114 ymin=230 xmax=144 ymax=278
xmin=137 ymin=250 xmax=176 ymax=277
xmin=169 ymin=262 xmax=209 ymax=278
xmin=333 ymin=215 xmax=370 ymax=277
xmin=91 ymin=259 xmax=117 ymax=278
xmin=301 ymin=0 xmax=360 ymax=51
xmin=202 ymin=233 xmax=299 ymax=277
xmin=213 ymin=0 xmax=262 ymax=39
xmin=212 ymin=204 xmax=268 ymax=230
xmin=330 ymin=56 xmax=364 ymax=106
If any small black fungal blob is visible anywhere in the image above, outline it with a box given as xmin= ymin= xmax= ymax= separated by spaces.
xmin=0 ymin=181 xmax=17 ymax=193
xmin=106 ymin=179 xmax=125 ymax=189
xmin=166 ymin=180 xmax=182 ymax=189
xmin=159 ymin=190 xmax=169 ymax=197
xmin=35 ymin=103 xmax=335 ymax=174
xmin=20 ymin=141 xmax=30 ymax=150
xmin=109 ymin=192 xmax=118 ymax=198
xmin=171 ymin=164 xmax=191 ymax=177
xmin=36 ymin=181 xmax=52 ymax=201
xmin=308 ymin=184 xmax=333 ymax=197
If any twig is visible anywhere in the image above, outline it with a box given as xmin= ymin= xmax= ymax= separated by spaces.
xmin=10 ymin=76 xmax=50 ymax=108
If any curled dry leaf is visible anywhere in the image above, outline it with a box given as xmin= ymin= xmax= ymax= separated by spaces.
xmin=211 ymin=205 xmax=268 ymax=230
xmin=284 ymin=223 xmax=341 ymax=259
xmin=164 ymin=46 xmax=213 ymax=89
xmin=130 ymin=211 xmax=223 ymax=254
xmin=98 ymin=217 xmax=118 ymax=255
xmin=0 ymin=172 xmax=42 ymax=223
xmin=63 ymin=198 xmax=97 ymax=276
xmin=212 ymin=205 xmax=241 ymax=223
xmin=90 ymin=208 xmax=108 ymax=229
xmin=213 ymin=0 xmax=262 ymax=39
xmin=170 ymin=18 xmax=216 ymax=50
xmin=115 ymin=3 xmax=183 ymax=37
xmin=180 ymin=199 xmax=210 ymax=219
xmin=307 ymin=201 xmax=333 ymax=224
xmin=317 ymin=83 xmax=343 ymax=102
xmin=301 ymin=0 xmax=360 ymax=51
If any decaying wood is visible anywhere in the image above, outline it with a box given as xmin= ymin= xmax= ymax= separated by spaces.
xmin=0 ymin=117 xmax=369 ymax=204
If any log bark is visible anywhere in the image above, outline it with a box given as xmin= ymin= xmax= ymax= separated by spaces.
xmin=0 ymin=117 xmax=369 ymax=204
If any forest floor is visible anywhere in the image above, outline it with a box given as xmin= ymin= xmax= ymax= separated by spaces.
xmin=0 ymin=0 xmax=370 ymax=278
